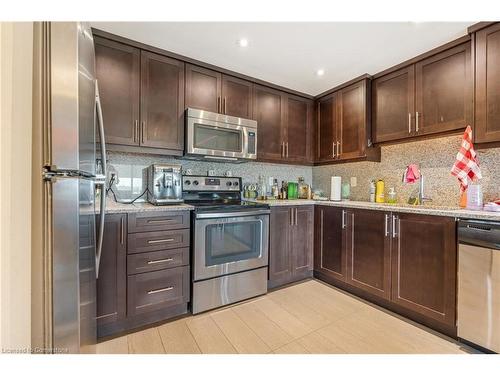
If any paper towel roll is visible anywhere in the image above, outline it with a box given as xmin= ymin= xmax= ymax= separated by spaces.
xmin=331 ymin=176 xmax=342 ymax=201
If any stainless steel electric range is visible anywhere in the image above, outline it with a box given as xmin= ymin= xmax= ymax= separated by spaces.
xmin=183 ymin=175 xmax=270 ymax=314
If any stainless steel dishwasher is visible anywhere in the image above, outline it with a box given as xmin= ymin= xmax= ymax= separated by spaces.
xmin=458 ymin=219 xmax=500 ymax=353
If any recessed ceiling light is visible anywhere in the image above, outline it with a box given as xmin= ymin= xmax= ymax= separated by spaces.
xmin=238 ymin=38 xmax=249 ymax=48
xmin=316 ymin=69 xmax=325 ymax=76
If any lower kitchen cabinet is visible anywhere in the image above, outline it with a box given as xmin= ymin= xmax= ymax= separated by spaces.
xmin=314 ymin=206 xmax=347 ymax=282
xmin=346 ymin=209 xmax=391 ymax=300
xmin=391 ymin=213 xmax=457 ymax=327
xmin=96 ymin=214 xmax=127 ymax=336
xmin=268 ymin=205 xmax=314 ymax=288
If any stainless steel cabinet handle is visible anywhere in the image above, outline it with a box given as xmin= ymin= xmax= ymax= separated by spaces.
xmin=147 ymin=286 xmax=173 ymax=295
xmin=141 ymin=121 xmax=145 ymax=143
xmin=147 ymin=219 xmax=173 ymax=224
xmin=295 ymin=207 xmax=298 ymax=226
xmin=384 ymin=214 xmax=389 ymax=237
xmin=147 ymin=238 xmax=174 ymax=244
xmin=120 ymin=216 xmax=125 ymax=245
xmin=337 ymin=141 xmax=341 ymax=157
xmin=416 ymin=112 xmax=420 ymax=132
xmin=134 ymin=120 xmax=138 ymax=143
xmin=147 ymin=258 xmax=173 ymax=265
xmin=332 ymin=142 xmax=336 ymax=158
xmin=281 ymin=142 xmax=285 ymax=158
xmin=342 ymin=209 xmax=347 ymax=229
xmin=392 ymin=215 xmax=398 ymax=238
xmin=408 ymin=113 xmax=412 ymax=133
xmin=286 ymin=142 xmax=289 ymax=158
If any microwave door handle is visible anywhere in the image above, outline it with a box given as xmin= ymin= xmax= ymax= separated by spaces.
xmin=95 ymin=79 xmax=107 ymax=278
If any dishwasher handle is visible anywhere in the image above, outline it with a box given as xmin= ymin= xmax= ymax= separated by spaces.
xmin=458 ymin=220 xmax=500 ymax=251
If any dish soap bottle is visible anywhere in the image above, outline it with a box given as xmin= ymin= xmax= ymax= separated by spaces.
xmin=387 ymin=187 xmax=397 ymax=204
xmin=375 ymin=179 xmax=385 ymax=203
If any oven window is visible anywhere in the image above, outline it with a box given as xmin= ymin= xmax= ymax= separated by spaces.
xmin=205 ymin=220 xmax=262 ymax=266
xmin=193 ymin=123 xmax=242 ymax=152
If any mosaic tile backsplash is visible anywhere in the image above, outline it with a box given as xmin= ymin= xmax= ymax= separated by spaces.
xmin=107 ymin=134 xmax=499 ymax=207
xmin=107 ymin=152 xmax=312 ymax=201
xmin=313 ymin=135 xmax=500 ymax=206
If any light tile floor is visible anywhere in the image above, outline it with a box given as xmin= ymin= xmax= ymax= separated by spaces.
xmin=97 ymin=279 xmax=473 ymax=354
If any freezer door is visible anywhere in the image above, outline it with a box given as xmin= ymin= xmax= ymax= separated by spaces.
xmin=49 ymin=22 xmax=96 ymax=175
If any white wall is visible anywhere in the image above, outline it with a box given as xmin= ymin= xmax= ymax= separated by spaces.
xmin=0 ymin=22 xmax=33 ymax=352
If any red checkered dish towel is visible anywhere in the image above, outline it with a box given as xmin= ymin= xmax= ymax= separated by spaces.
xmin=450 ymin=125 xmax=482 ymax=192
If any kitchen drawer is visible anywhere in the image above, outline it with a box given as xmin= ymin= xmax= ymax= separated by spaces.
xmin=128 ymin=211 xmax=190 ymax=233
xmin=127 ymin=266 xmax=190 ymax=316
xmin=127 ymin=248 xmax=189 ymax=275
xmin=128 ymin=229 xmax=190 ymax=254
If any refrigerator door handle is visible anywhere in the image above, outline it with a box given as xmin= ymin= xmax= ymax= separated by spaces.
xmin=95 ymin=80 xmax=107 ymax=278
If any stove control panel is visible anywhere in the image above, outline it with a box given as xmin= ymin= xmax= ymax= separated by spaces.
xmin=182 ymin=176 xmax=241 ymax=192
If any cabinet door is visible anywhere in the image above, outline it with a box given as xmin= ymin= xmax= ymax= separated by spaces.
xmin=96 ymin=214 xmax=127 ymax=330
xmin=185 ymin=64 xmax=221 ymax=113
xmin=269 ymin=207 xmax=292 ymax=287
xmin=372 ymin=66 xmax=415 ymax=143
xmin=95 ymin=37 xmax=140 ymax=146
xmin=415 ymin=42 xmax=471 ymax=136
xmin=475 ymin=23 xmax=500 ymax=144
xmin=314 ymin=206 xmax=346 ymax=282
xmin=291 ymin=206 xmax=314 ymax=279
xmin=254 ymin=85 xmax=285 ymax=162
xmin=140 ymin=51 xmax=185 ymax=151
xmin=346 ymin=209 xmax=391 ymax=300
xmin=285 ymin=95 xmax=313 ymax=164
xmin=221 ymin=75 xmax=253 ymax=118
xmin=337 ymin=81 xmax=367 ymax=160
xmin=316 ymin=93 xmax=338 ymax=162
xmin=391 ymin=214 xmax=456 ymax=327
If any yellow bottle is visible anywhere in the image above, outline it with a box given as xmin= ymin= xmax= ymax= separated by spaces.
xmin=375 ymin=179 xmax=385 ymax=203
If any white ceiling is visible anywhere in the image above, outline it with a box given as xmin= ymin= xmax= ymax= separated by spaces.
xmin=91 ymin=22 xmax=473 ymax=96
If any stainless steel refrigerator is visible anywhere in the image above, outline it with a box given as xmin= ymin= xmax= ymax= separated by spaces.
xmin=32 ymin=22 xmax=107 ymax=354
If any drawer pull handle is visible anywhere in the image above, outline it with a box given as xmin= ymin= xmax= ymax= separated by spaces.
xmin=147 ymin=286 xmax=173 ymax=295
xmin=148 ymin=238 xmax=175 ymax=244
xmin=147 ymin=219 xmax=174 ymax=224
xmin=147 ymin=258 xmax=174 ymax=265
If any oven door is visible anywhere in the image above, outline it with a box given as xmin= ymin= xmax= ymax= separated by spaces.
xmin=193 ymin=210 xmax=269 ymax=281
xmin=186 ymin=116 xmax=256 ymax=160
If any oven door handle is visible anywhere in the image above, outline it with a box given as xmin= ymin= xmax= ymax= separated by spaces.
xmin=195 ymin=210 xmax=270 ymax=219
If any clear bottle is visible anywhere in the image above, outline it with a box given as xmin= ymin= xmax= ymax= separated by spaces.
xmin=298 ymin=177 xmax=309 ymax=199
xmin=272 ymin=178 xmax=279 ymax=199
xmin=281 ymin=181 xmax=288 ymax=200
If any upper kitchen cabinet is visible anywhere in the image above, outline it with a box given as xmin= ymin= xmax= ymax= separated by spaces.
xmin=372 ymin=66 xmax=415 ymax=143
xmin=474 ymin=22 xmax=500 ymax=145
xmin=254 ymin=85 xmax=313 ymax=165
xmin=373 ymin=40 xmax=472 ymax=144
xmin=316 ymin=78 xmax=379 ymax=164
xmin=95 ymin=37 xmax=140 ymax=146
xmin=185 ymin=64 xmax=253 ymax=118
xmin=95 ymin=38 xmax=185 ymax=155
xmin=140 ymin=51 xmax=185 ymax=151
xmin=253 ymin=85 xmax=286 ymax=162
xmin=185 ymin=64 xmax=221 ymax=113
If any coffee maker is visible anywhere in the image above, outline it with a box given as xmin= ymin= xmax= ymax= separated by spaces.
xmin=143 ymin=164 xmax=183 ymax=205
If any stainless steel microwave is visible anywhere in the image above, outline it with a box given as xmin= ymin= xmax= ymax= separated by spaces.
xmin=185 ymin=108 xmax=257 ymax=162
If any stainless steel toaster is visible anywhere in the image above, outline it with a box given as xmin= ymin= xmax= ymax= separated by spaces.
xmin=143 ymin=164 xmax=183 ymax=205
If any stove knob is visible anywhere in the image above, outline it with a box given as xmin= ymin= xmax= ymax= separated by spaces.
xmin=184 ymin=180 xmax=191 ymax=185
xmin=234 ymin=181 xmax=239 ymax=187
xmin=226 ymin=181 xmax=233 ymax=187
xmin=193 ymin=180 xmax=199 ymax=186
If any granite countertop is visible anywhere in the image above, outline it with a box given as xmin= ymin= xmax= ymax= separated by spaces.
xmin=104 ymin=198 xmax=194 ymax=214
xmin=245 ymin=199 xmax=500 ymax=221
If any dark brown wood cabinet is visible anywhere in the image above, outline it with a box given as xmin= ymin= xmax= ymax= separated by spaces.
xmin=96 ymin=214 xmax=127 ymax=336
xmin=95 ymin=37 xmax=140 ymax=146
xmin=186 ymin=64 xmax=253 ymax=118
xmin=254 ymin=85 xmax=313 ymax=165
xmin=314 ymin=205 xmax=346 ymax=282
xmin=316 ymin=78 xmax=378 ymax=164
xmin=475 ymin=23 xmax=500 ymax=145
xmin=95 ymin=38 xmax=185 ymax=155
xmin=373 ymin=42 xmax=471 ymax=144
xmin=391 ymin=213 xmax=457 ymax=327
xmin=269 ymin=205 xmax=314 ymax=288
xmin=346 ymin=209 xmax=391 ymax=300
xmin=140 ymin=51 xmax=185 ymax=151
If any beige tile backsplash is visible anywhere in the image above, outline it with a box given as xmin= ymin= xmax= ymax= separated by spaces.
xmin=313 ymin=135 xmax=500 ymax=206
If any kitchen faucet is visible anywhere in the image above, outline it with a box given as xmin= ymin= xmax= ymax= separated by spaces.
xmin=418 ymin=175 xmax=433 ymax=205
